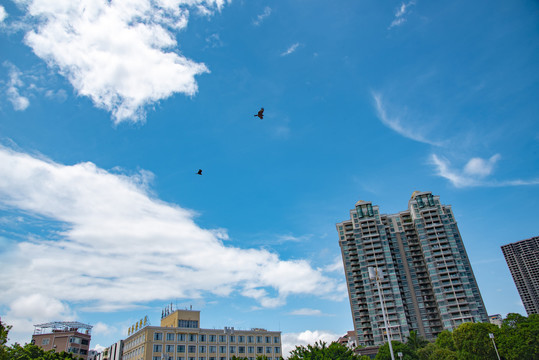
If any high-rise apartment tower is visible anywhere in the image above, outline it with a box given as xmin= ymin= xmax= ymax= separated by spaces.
xmin=337 ymin=191 xmax=488 ymax=346
xmin=501 ymin=236 xmax=539 ymax=315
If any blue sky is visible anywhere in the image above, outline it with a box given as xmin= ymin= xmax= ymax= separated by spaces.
xmin=0 ymin=0 xmax=538 ymax=355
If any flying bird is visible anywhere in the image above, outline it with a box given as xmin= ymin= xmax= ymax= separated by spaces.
xmin=254 ymin=107 xmax=264 ymax=119
xmin=197 ymin=169 xmax=202 ymax=175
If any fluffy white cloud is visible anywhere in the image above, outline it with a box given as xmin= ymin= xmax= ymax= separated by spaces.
xmin=463 ymin=154 xmax=500 ymax=177
xmin=282 ymin=330 xmax=341 ymax=358
xmin=15 ymin=0 xmax=228 ymax=123
xmin=3 ymin=294 xmax=76 ymax=345
xmin=0 ymin=6 xmax=7 ymax=23
xmin=0 ymin=146 xmax=339 ymax=321
xmin=430 ymin=153 xmax=539 ymax=187
xmin=4 ymin=62 xmax=30 ymax=111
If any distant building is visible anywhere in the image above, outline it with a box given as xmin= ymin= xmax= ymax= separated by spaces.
xmin=489 ymin=314 xmax=503 ymax=328
xmin=87 ymin=349 xmax=99 ymax=360
xmin=95 ymin=340 xmax=123 ymax=360
xmin=337 ymin=330 xmax=358 ymax=349
xmin=337 ymin=191 xmax=488 ymax=346
xmin=122 ymin=306 xmax=282 ymax=360
xmin=501 ymin=236 xmax=539 ymax=315
xmin=31 ymin=321 xmax=92 ymax=360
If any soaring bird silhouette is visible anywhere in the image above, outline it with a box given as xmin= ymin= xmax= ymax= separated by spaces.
xmin=197 ymin=169 xmax=203 ymax=175
xmin=254 ymin=107 xmax=264 ymax=119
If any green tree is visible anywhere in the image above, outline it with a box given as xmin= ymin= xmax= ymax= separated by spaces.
xmin=433 ymin=330 xmax=454 ymax=351
xmin=374 ymin=341 xmax=417 ymax=360
xmin=452 ymin=322 xmax=499 ymax=360
xmin=289 ymin=341 xmax=363 ymax=360
xmin=405 ymin=331 xmax=428 ymax=352
xmin=496 ymin=313 xmax=539 ymax=360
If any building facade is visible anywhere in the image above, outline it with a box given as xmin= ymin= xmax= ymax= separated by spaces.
xmin=337 ymin=191 xmax=488 ymax=346
xmin=31 ymin=321 xmax=92 ymax=360
xmin=122 ymin=308 xmax=282 ymax=360
xmin=501 ymin=236 xmax=539 ymax=315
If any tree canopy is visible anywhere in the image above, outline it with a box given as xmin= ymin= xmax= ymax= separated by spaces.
xmin=288 ymin=341 xmax=367 ymax=360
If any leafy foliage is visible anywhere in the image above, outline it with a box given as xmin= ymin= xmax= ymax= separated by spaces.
xmin=405 ymin=331 xmax=428 ymax=352
xmin=374 ymin=341 xmax=417 ymax=360
xmin=496 ymin=313 xmax=539 ymax=360
xmin=452 ymin=322 xmax=499 ymax=359
xmin=288 ymin=341 xmax=363 ymax=360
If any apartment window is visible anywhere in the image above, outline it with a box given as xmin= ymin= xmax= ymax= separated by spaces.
xmin=209 ymin=346 xmax=216 ymax=353
xmin=219 ymin=335 xmax=226 ymax=342
xmin=188 ymin=346 xmax=196 ymax=353
xmin=199 ymin=346 xmax=206 ymax=353
xmin=248 ymin=346 xmax=254 ymax=354
xmin=178 ymin=334 xmax=186 ymax=341
xmin=189 ymin=357 xmax=196 ymax=360
xmin=153 ymin=357 xmax=161 ymax=360
xmin=229 ymin=335 xmax=235 ymax=343
xmin=166 ymin=345 xmax=175 ymax=352
xmin=209 ymin=335 xmax=216 ymax=342
xmin=257 ymin=347 xmax=263 ymax=354
xmin=70 ymin=337 xmax=82 ymax=344
xmin=154 ymin=333 xmax=163 ymax=341
xmin=199 ymin=357 xmax=205 ymax=360
xmin=247 ymin=336 xmax=254 ymax=343
xmin=274 ymin=347 xmax=280 ymax=354
xmin=256 ymin=336 xmax=263 ymax=343
xmin=167 ymin=356 xmax=174 ymax=360
xmin=81 ymin=339 xmax=89 ymax=345
xmin=273 ymin=337 xmax=279 ymax=344
xmin=167 ymin=333 xmax=175 ymax=341
xmin=229 ymin=346 xmax=236 ymax=353
xmin=199 ymin=334 xmax=206 ymax=342
xmin=177 ymin=345 xmax=186 ymax=353
xmin=238 ymin=336 xmax=245 ymax=343
xmin=265 ymin=336 xmax=271 ymax=343
xmin=189 ymin=334 xmax=197 ymax=342
xmin=177 ymin=357 xmax=185 ymax=360
xmin=42 ymin=338 xmax=50 ymax=345
xmin=153 ymin=345 xmax=163 ymax=352
xmin=178 ymin=320 xmax=199 ymax=328
xmin=219 ymin=357 xmax=226 ymax=360
xmin=238 ymin=346 xmax=245 ymax=354
xmin=266 ymin=347 xmax=272 ymax=354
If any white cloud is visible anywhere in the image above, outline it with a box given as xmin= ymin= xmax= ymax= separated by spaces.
xmin=282 ymin=330 xmax=341 ymax=358
xmin=15 ymin=0 xmax=229 ymax=123
xmin=289 ymin=308 xmax=323 ymax=316
xmin=92 ymin=322 xmax=117 ymax=336
xmin=3 ymin=294 xmax=76 ymax=345
xmin=389 ymin=1 xmax=415 ymax=29
xmin=253 ymin=6 xmax=272 ymax=26
xmin=281 ymin=43 xmax=300 ymax=57
xmin=372 ymin=92 xmax=442 ymax=146
xmin=324 ymin=256 xmax=345 ymax=273
xmin=0 ymin=6 xmax=7 ymax=23
xmin=0 ymin=146 xmax=340 ymax=325
xmin=430 ymin=153 xmax=539 ymax=187
xmin=4 ymin=62 xmax=30 ymax=111
xmin=463 ymin=154 xmax=500 ymax=177
xmin=92 ymin=344 xmax=107 ymax=352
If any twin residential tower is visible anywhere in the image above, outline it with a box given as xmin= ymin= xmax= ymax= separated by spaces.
xmin=337 ymin=191 xmax=488 ymax=346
